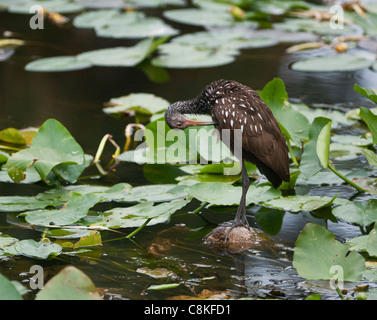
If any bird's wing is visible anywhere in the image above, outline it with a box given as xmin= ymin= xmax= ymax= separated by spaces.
xmin=211 ymin=87 xmax=290 ymax=184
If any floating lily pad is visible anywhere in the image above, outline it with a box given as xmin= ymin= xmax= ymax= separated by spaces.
xmin=293 ymin=223 xmax=365 ymax=281
xmin=152 ymin=42 xmax=236 ymax=68
xmin=72 ymin=9 xmax=125 ymax=28
xmin=6 ymin=119 xmax=86 ymax=184
xmin=76 ymin=38 xmax=155 ymax=66
xmin=171 ymin=29 xmax=278 ymax=50
xmin=103 ymin=93 xmax=170 ymax=116
xmin=251 ymin=0 xmax=310 ymax=15
xmin=163 ymin=8 xmax=257 ymax=28
xmin=186 ymin=182 xmax=280 ymax=206
xmin=21 ymin=183 xmax=132 ymax=226
xmin=264 ymin=194 xmax=349 ymax=212
xmin=35 ymin=266 xmax=101 ymax=300
xmin=332 ymin=199 xmax=377 ymax=227
xmin=1 ymin=239 xmax=62 ymax=259
xmin=25 ymin=56 xmax=92 ymax=72
xmin=95 ymin=17 xmax=179 ymax=39
xmin=128 ymin=0 xmax=186 ymax=7
xmin=0 ymin=274 xmax=23 ymax=300
xmin=274 ymin=18 xmax=362 ymax=36
xmin=91 ymin=198 xmax=191 ymax=229
xmin=6 ymin=0 xmax=84 ymax=14
xmin=291 ymin=55 xmax=373 ymax=72
xmin=74 ymin=9 xmax=178 ymax=38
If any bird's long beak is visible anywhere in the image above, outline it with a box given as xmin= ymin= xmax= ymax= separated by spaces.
xmin=184 ymin=118 xmax=216 ymax=127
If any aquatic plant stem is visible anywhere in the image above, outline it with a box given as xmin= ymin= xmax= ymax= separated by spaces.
xmin=126 ymin=218 xmax=152 ymax=239
xmin=287 ymin=139 xmax=299 ymax=167
xmin=94 ymin=134 xmax=120 ymax=163
xmin=328 ymin=163 xmax=365 ymax=193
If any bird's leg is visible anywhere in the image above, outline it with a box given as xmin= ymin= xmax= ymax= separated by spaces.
xmin=224 ymin=160 xmax=250 ymax=242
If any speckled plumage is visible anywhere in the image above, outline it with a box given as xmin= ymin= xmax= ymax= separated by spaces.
xmin=165 ymin=79 xmax=290 ymax=239
xmin=165 ymin=79 xmax=290 ymax=188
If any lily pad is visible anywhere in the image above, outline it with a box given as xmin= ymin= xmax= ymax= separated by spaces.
xmin=21 ymin=183 xmax=132 ymax=226
xmin=332 ymin=199 xmax=377 ymax=227
xmin=121 ymin=184 xmax=187 ymax=202
xmin=76 ymin=38 xmax=156 ymax=67
xmin=128 ymin=0 xmax=185 ymax=7
xmin=103 ymin=93 xmax=170 ymax=116
xmin=293 ymin=223 xmax=365 ymax=281
xmin=291 ymin=55 xmax=373 ymax=72
xmin=91 ymin=198 xmax=191 ymax=229
xmin=95 ymin=17 xmax=179 ymax=39
xmin=274 ymin=18 xmax=361 ymax=36
xmin=359 ymin=107 xmax=377 ymax=144
xmin=35 ymin=266 xmax=101 ymax=300
xmin=6 ymin=119 xmax=86 ymax=184
xmin=152 ymin=42 xmax=236 ymax=68
xmin=186 ymin=182 xmax=280 ymax=206
xmin=300 ymin=117 xmax=332 ymax=178
xmin=25 ymin=56 xmax=92 ymax=72
xmin=72 ymin=9 xmax=124 ymax=28
xmin=171 ymin=29 xmax=278 ymax=50
xmin=163 ymin=8 xmax=258 ymax=28
xmin=7 ymin=0 xmax=84 ymax=14
xmin=264 ymin=194 xmax=349 ymax=212
xmin=259 ymin=78 xmax=310 ymax=144
xmin=74 ymin=9 xmax=178 ymax=38
xmin=2 ymin=239 xmax=62 ymax=259
xmin=0 ymin=274 xmax=23 ymax=300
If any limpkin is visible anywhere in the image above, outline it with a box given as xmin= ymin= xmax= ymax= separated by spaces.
xmin=165 ymin=79 xmax=290 ymax=240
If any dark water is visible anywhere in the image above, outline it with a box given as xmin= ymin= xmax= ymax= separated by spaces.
xmin=1 ymin=8 xmax=376 ymax=300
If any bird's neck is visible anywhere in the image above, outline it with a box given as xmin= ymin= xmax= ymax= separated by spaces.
xmin=178 ymin=95 xmax=212 ymax=115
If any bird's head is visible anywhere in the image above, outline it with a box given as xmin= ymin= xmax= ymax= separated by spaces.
xmin=165 ymin=101 xmax=215 ymax=130
xmin=165 ymin=102 xmax=189 ymax=129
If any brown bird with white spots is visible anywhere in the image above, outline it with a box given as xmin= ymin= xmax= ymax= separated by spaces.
xmin=165 ymin=79 xmax=290 ymax=240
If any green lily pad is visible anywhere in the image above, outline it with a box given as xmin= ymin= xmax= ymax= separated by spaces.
xmin=76 ymin=38 xmax=155 ymax=67
xmin=152 ymin=42 xmax=236 ymax=68
xmin=6 ymin=119 xmax=86 ymax=184
xmin=274 ymin=18 xmax=361 ymax=36
xmin=103 ymin=93 xmax=170 ymax=116
xmin=163 ymin=8 xmax=258 ymax=28
xmin=25 ymin=56 xmax=92 ymax=72
xmin=91 ymin=198 xmax=191 ymax=229
xmin=121 ymin=184 xmax=187 ymax=202
xmin=264 ymin=194 xmax=349 ymax=212
xmin=186 ymin=182 xmax=280 ymax=206
xmin=354 ymin=84 xmax=377 ymax=104
xmin=332 ymin=199 xmax=377 ymax=227
xmin=95 ymin=17 xmax=179 ymax=39
xmin=359 ymin=107 xmax=377 ymax=144
xmin=35 ymin=266 xmax=101 ymax=300
xmin=21 ymin=183 xmax=132 ymax=226
xmin=128 ymin=0 xmax=185 ymax=7
xmin=293 ymin=223 xmax=365 ymax=281
xmin=0 ymin=128 xmax=26 ymax=145
xmin=171 ymin=29 xmax=278 ymax=50
xmin=8 ymin=0 xmax=84 ymax=14
xmin=73 ymin=9 xmax=132 ymax=28
xmin=0 ymin=274 xmax=23 ymax=300
xmin=2 ymin=239 xmax=62 ymax=259
xmin=300 ymin=117 xmax=332 ymax=178
xmin=259 ymin=78 xmax=310 ymax=144
xmin=251 ymin=0 xmax=310 ymax=15
xmin=74 ymin=9 xmax=178 ymax=38
xmin=0 ymin=187 xmax=70 ymax=212
xmin=291 ymin=55 xmax=373 ymax=72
